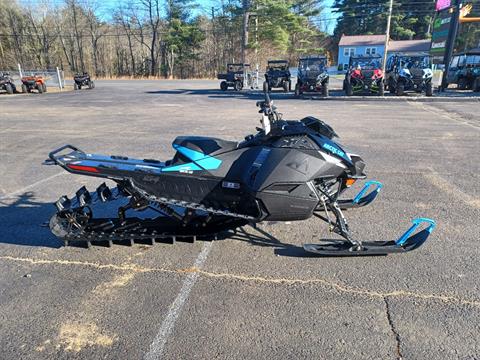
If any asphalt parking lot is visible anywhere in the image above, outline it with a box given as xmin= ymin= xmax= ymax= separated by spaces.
xmin=0 ymin=80 xmax=479 ymax=359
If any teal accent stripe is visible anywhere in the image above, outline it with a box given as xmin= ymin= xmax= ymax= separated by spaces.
xmin=162 ymin=144 xmax=222 ymax=172
xmin=174 ymin=144 xmax=206 ymax=161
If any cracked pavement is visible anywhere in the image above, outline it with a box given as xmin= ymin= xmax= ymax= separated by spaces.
xmin=0 ymin=80 xmax=479 ymax=359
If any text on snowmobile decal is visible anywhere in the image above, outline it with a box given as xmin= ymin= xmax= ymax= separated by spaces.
xmin=222 ymin=181 xmax=240 ymax=189
xmin=322 ymin=143 xmax=346 ymax=159
xmin=252 ymin=148 xmax=271 ymax=168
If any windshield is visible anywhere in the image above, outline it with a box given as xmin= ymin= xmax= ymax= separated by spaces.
xmin=466 ymin=55 xmax=480 ymax=66
xmin=299 ymin=59 xmax=325 ymax=72
xmin=227 ymin=64 xmax=244 ymax=72
xmin=398 ymin=56 xmax=430 ymax=69
xmin=268 ymin=63 xmax=288 ymax=71
xmin=351 ymin=58 xmax=381 ymax=70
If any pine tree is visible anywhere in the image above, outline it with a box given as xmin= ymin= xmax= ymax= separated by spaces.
xmin=333 ymin=0 xmax=435 ymax=40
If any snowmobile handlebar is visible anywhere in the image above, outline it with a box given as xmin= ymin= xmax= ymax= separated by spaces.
xmin=256 ymin=90 xmax=279 ymax=122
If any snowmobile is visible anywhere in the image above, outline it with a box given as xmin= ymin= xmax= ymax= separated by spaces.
xmin=45 ymin=92 xmax=436 ymax=256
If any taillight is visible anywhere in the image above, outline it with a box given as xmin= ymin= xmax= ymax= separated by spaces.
xmin=67 ymin=164 xmax=99 ymax=173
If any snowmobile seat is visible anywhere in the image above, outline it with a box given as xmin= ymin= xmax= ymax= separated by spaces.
xmin=173 ymin=136 xmax=238 ymax=156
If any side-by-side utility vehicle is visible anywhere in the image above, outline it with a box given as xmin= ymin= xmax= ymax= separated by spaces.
xmin=263 ymin=60 xmax=291 ymax=92
xmin=295 ymin=56 xmax=329 ymax=97
xmin=344 ymin=54 xmax=384 ymax=96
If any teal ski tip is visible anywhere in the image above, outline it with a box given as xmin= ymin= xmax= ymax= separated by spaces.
xmin=352 ymin=180 xmax=383 ymax=204
xmin=396 ymin=217 xmax=436 ymax=247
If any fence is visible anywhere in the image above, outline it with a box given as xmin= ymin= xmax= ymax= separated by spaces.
xmin=0 ymin=64 xmax=65 ymax=90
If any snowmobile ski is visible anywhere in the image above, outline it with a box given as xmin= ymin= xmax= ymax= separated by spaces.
xmin=303 ymin=218 xmax=436 ymax=256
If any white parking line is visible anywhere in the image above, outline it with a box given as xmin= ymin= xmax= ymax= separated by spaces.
xmin=144 ymin=241 xmax=213 ymax=360
xmin=0 ymin=172 xmax=64 ymax=200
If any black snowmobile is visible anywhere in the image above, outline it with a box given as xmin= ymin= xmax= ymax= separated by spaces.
xmin=45 ymin=92 xmax=436 ymax=256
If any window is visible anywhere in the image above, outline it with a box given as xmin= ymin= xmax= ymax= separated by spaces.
xmin=344 ymin=48 xmax=355 ymax=57
xmin=466 ymin=55 xmax=480 ymax=65
xmin=386 ymin=56 xmax=394 ymax=70
xmin=450 ymin=56 xmax=459 ymax=68
xmin=366 ymin=47 xmax=377 ymax=55
xmin=458 ymin=55 xmax=466 ymax=67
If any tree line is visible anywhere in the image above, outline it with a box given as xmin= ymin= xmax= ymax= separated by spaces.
xmin=0 ymin=0 xmax=329 ymax=78
xmin=1 ymin=0 xmax=477 ymax=77
xmin=333 ymin=0 xmax=479 ymax=52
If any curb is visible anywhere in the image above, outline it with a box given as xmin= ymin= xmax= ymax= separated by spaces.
xmin=300 ymin=95 xmax=480 ymax=103
xmin=244 ymin=90 xmax=480 ymax=102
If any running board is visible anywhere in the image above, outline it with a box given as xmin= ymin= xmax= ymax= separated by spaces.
xmin=338 ymin=180 xmax=383 ymax=210
xmin=303 ymin=218 xmax=436 ymax=257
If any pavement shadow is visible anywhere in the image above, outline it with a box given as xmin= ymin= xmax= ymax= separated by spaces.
xmin=230 ymin=225 xmax=314 ymax=258
xmin=0 ymin=192 xmax=318 ymax=256
xmin=0 ymin=192 xmax=63 ymax=248
xmin=145 ymin=88 xmax=266 ymax=100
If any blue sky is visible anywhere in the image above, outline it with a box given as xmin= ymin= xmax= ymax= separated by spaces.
xmin=21 ymin=0 xmax=339 ymax=34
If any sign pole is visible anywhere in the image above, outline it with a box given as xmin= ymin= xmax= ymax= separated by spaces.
xmin=382 ymin=0 xmax=394 ymax=76
xmin=440 ymin=0 xmax=461 ymax=90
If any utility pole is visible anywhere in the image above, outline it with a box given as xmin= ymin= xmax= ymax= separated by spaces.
xmin=441 ymin=0 xmax=461 ymax=90
xmin=382 ymin=0 xmax=394 ymax=76
xmin=254 ymin=8 xmax=258 ymax=89
xmin=211 ymin=7 xmax=217 ymax=76
xmin=242 ymin=0 xmax=249 ymax=88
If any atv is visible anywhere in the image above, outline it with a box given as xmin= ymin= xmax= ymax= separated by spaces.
xmin=217 ymin=63 xmax=251 ymax=91
xmin=263 ymin=60 xmax=291 ymax=92
xmin=344 ymin=54 xmax=384 ymax=96
xmin=21 ymin=75 xmax=46 ymax=94
xmin=45 ymin=91 xmax=436 ymax=257
xmin=74 ymin=72 xmax=95 ymax=90
xmin=385 ymin=54 xmax=433 ymax=96
xmin=0 ymin=72 xmax=16 ymax=94
xmin=295 ymin=56 xmax=329 ymax=97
